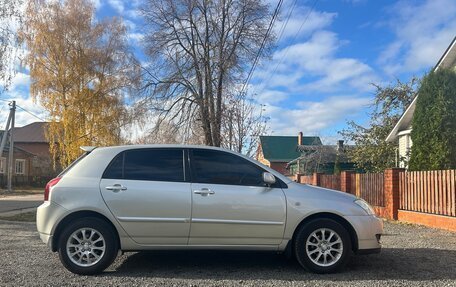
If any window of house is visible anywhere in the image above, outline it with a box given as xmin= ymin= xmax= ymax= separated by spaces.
xmin=0 ymin=157 xmax=5 ymax=174
xmin=15 ymin=159 xmax=25 ymax=175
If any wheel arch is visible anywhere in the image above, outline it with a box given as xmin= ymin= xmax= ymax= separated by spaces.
xmin=51 ymin=210 xmax=120 ymax=252
xmin=290 ymin=212 xmax=359 ymax=253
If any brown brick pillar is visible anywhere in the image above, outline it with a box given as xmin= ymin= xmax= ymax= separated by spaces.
xmin=383 ymin=168 xmax=405 ymax=220
xmin=340 ymin=171 xmax=354 ymax=193
xmin=312 ymin=172 xmax=322 ymax=186
xmin=296 ymin=174 xmax=301 ymax=183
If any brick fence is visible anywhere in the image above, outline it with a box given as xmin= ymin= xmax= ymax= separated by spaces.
xmin=295 ymin=168 xmax=456 ymax=232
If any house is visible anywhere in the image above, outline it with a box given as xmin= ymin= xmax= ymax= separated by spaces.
xmin=257 ymin=132 xmax=322 ymax=175
xmin=0 ymin=143 xmax=36 ymax=177
xmin=1 ymin=122 xmax=57 ymax=177
xmin=287 ymin=140 xmax=356 ymax=175
xmin=386 ymin=36 xmax=456 ymax=168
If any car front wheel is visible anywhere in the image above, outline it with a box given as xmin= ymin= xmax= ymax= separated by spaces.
xmin=294 ymin=218 xmax=351 ymax=273
xmin=58 ymin=217 xmax=118 ymax=275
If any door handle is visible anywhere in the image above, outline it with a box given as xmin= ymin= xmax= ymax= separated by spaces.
xmin=193 ymin=188 xmax=215 ymax=196
xmin=106 ymin=184 xmax=127 ymax=192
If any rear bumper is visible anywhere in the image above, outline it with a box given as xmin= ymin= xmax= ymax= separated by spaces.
xmin=344 ymin=215 xmax=383 ymax=251
xmin=36 ymin=201 xmax=68 ymax=249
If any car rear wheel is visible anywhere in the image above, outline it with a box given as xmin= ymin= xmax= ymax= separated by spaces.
xmin=58 ymin=217 xmax=118 ymax=275
xmin=294 ymin=218 xmax=351 ymax=273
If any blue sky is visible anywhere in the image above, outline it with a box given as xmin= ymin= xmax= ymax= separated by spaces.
xmin=2 ymin=0 xmax=456 ymax=143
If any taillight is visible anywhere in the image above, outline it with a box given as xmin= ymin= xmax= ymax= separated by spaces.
xmin=44 ymin=177 xmax=61 ymax=201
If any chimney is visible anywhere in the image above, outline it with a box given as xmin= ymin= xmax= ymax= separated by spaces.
xmin=298 ymin=132 xmax=303 ymax=145
xmin=337 ymin=140 xmax=344 ymax=151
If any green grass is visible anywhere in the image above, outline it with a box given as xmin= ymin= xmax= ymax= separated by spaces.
xmin=0 ymin=212 xmax=36 ymax=222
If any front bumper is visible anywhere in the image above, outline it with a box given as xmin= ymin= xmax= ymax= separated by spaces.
xmin=344 ymin=214 xmax=383 ymax=251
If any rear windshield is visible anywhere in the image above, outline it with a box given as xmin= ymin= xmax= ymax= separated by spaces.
xmin=58 ymin=152 xmax=89 ymax=177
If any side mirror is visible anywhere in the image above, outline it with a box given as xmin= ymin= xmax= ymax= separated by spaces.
xmin=263 ymin=172 xmax=276 ymax=186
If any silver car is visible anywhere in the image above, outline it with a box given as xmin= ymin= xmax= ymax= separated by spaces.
xmin=37 ymin=145 xmax=382 ymax=275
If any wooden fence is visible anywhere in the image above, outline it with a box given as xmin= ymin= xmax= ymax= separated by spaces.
xmin=295 ymin=169 xmax=455 ymax=216
xmin=320 ymin=174 xmax=341 ymax=190
xmin=298 ymin=175 xmax=313 ymax=185
xmin=399 ymin=170 xmax=456 ymax=217
xmin=358 ymin=173 xmax=385 ymax=207
xmin=294 ymin=168 xmax=456 ymax=230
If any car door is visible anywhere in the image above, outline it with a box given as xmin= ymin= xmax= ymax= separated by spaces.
xmin=188 ymin=149 xmax=287 ymax=246
xmin=100 ymin=148 xmax=191 ymax=245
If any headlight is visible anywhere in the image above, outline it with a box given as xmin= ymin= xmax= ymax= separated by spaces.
xmin=354 ymin=199 xmax=375 ymax=215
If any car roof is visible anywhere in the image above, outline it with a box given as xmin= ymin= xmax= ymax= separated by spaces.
xmin=93 ymin=144 xmax=236 ymax=152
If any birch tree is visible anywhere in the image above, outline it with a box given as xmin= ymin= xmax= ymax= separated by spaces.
xmin=21 ymin=0 xmax=139 ymax=167
xmin=0 ymin=0 xmax=23 ymax=91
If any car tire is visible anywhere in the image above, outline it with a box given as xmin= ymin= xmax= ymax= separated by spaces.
xmin=294 ymin=218 xmax=352 ymax=273
xmin=57 ymin=217 xmax=118 ymax=275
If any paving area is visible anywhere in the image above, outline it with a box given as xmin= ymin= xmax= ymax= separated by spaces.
xmin=0 ymin=220 xmax=455 ymax=287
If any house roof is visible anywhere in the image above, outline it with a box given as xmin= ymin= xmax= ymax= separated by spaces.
xmin=11 ymin=122 xmax=49 ymax=143
xmin=386 ymin=36 xmax=456 ymax=142
xmin=259 ymin=135 xmax=321 ymax=162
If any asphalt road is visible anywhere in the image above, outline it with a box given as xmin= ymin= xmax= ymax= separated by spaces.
xmin=0 ymin=195 xmax=42 ymax=214
xmin=0 ymin=220 xmax=455 ymax=286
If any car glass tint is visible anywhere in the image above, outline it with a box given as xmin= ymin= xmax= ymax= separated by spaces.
xmin=192 ymin=149 xmax=264 ymax=186
xmin=102 ymin=152 xmax=123 ymax=179
xmin=124 ymin=149 xmax=184 ymax=182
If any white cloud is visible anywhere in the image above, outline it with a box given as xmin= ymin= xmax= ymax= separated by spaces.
xmin=255 ymin=90 xmax=289 ymax=105
xmin=263 ymin=95 xmax=370 ymax=135
xmin=379 ymin=0 xmax=456 ymax=74
xmin=128 ymin=32 xmax=144 ymax=43
xmin=255 ymin=31 xmax=378 ymax=94
xmin=0 ymin=96 xmax=47 ymax=127
xmin=107 ymin=0 xmax=124 ymax=14
xmin=10 ymin=72 xmax=30 ymax=90
xmin=274 ymin=5 xmax=336 ymax=43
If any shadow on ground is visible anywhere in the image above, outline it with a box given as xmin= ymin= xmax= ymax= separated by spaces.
xmin=101 ymin=248 xmax=456 ymax=281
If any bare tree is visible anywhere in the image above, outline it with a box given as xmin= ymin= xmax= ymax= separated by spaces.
xmin=140 ymin=0 xmax=274 ymax=147
xmin=222 ymin=94 xmax=268 ymax=157
xmin=0 ymin=0 xmax=23 ymax=91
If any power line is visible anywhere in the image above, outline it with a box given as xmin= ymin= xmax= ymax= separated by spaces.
xmin=255 ymin=0 xmax=319 ymax=97
xmin=16 ymin=104 xmax=46 ymax=122
xmin=239 ymin=0 xmax=284 ymax=97
xmin=253 ymin=0 xmax=298 ymax=95
xmin=275 ymin=0 xmax=299 ymax=47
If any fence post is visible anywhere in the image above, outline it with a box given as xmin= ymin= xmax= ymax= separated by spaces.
xmin=296 ymin=174 xmax=302 ymax=183
xmin=312 ymin=172 xmax=322 ymax=186
xmin=355 ymin=173 xmax=361 ymax=197
xmin=340 ymin=171 xmax=353 ymax=193
xmin=383 ymin=168 xmax=405 ymax=220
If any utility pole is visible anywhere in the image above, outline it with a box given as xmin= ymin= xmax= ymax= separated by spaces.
xmin=0 ymin=107 xmax=13 ymax=158
xmin=7 ymin=100 xmax=15 ymax=192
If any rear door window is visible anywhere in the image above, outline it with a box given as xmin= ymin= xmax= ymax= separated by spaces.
xmin=103 ymin=149 xmax=185 ymax=182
